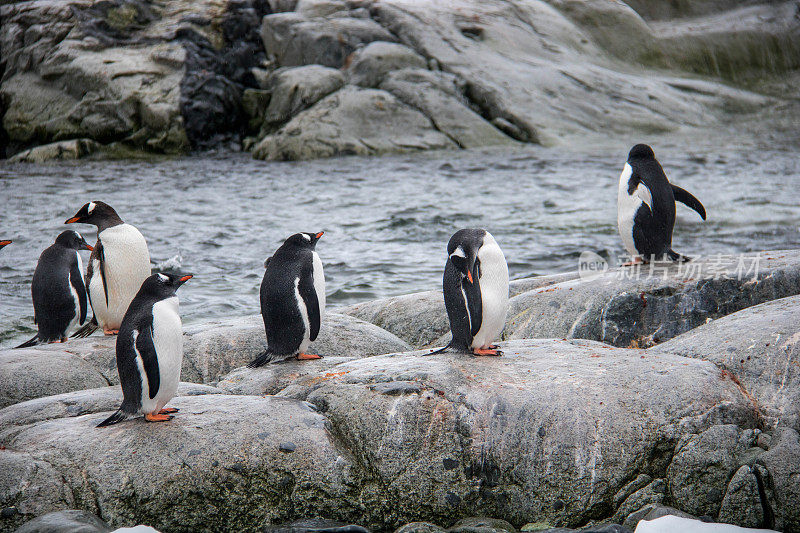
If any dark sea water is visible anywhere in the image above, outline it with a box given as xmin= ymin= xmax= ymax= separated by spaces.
xmin=2 ymin=143 xmax=799 ymax=347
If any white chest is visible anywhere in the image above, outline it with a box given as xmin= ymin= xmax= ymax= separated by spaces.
xmin=150 ymin=296 xmax=182 ymax=410
xmin=312 ymin=251 xmax=326 ymax=319
xmin=617 ymin=163 xmax=651 ymax=256
xmin=472 ymin=232 xmax=509 ymax=349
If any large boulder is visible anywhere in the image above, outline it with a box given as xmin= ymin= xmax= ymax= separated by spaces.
xmin=293 ymin=339 xmax=758 ymax=528
xmin=0 ymin=395 xmax=360 ymax=532
xmin=261 ymin=65 xmax=345 ymax=125
xmin=347 ymin=42 xmax=427 ymax=88
xmin=650 ymin=294 xmax=800 ymax=432
xmin=252 ymin=86 xmax=456 ymax=161
xmin=757 ymin=427 xmax=800 ymax=532
xmin=11 ymin=510 xmax=111 ymax=533
xmin=507 ymin=251 xmax=800 ymax=348
xmin=8 ymin=138 xmax=100 ymax=163
xmin=261 ymin=11 xmax=396 ymax=68
xmin=182 ymin=312 xmax=411 ymax=384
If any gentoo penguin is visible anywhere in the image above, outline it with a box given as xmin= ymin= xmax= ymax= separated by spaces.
xmin=617 ymin=144 xmax=706 ymax=264
xmin=65 ymin=201 xmax=151 ymax=335
xmin=429 ymin=229 xmax=509 ymax=356
xmin=0 ymin=240 xmax=11 ymax=250
xmin=97 ymin=272 xmax=192 ymax=427
xmin=248 ymin=232 xmax=326 ymax=367
xmin=15 ymin=231 xmax=93 ymax=348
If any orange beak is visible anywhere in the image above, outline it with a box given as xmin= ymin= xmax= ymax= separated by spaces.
xmin=466 ymin=270 xmax=474 ymax=284
xmin=65 ymin=217 xmax=80 ymax=224
xmin=315 ymin=231 xmax=324 ymax=239
xmin=179 ymin=275 xmax=193 ymax=283
xmin=0 ymin=240 xmax=11 ymax=247
xmin=84 ymin=244 xmax=94 ymax=251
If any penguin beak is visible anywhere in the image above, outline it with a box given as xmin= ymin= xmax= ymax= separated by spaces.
xmin=0 ymin=240 xmax=11 ymax=248
xmin=65 ymin=216 xmax=81 ymax=224
xmin=83 ymin=243 xmax=94 ymax=251
xmin=466 ymin=270 xmax=474 ymax=284
xmin=315 ymin=231 xmax=324 ymax=239
xmin=176 ymin=274 xmax=193 ymax=287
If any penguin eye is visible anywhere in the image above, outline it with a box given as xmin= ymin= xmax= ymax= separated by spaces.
xmin=87 ymin=202 xmax=96 ymax=214
xmin=158 ymin=273 xmax=169 ymax=283
xmin=302 ymin=233 xmax=311 ymax=242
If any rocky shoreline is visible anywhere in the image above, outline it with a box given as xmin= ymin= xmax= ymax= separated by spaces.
xmin=2 ymin=250 xmax=799 ymax=532
xmin=1 ymin=0 xmax=798 ymax=162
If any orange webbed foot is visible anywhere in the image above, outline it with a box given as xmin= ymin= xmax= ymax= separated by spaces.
xmin=145 ymin=412 xmax=174 ymax=422
xmin=621 ymin=257 xmax=646 ymax=267
xmin=473 ymin=348 xmax=503 ymax=356
xmin=297 ymin=352 xmax=322 ymax=360
xmin=158 ymin=407 xmax=179 ymax=414
xmin=103 ymin=329 xmax=119 ymax=336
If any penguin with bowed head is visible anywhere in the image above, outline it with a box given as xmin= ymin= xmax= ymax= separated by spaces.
xmin=0 ymin=240 xmax=10 ymax=250
xmin=15 ymin=230 xmax=93 ymax=348
xmin=429 ymin=228 xmax=509 ymax=357
xmin=249 ymin=231 xmax=326 ymax=367
xmin=65 ymin=201 xmax=151 ymax=336
xmin=617 ymin=144 xmax=706 ymax=265
xmin=97 ymin=272 xmax=192 ymax=427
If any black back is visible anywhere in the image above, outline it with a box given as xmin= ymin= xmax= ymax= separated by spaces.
xmin=627 ymin=145 xmax=677 ymax=258
xmin=260 ymin=233 xmax=322 ymax=356
xmin=116 ymin=273 xmax=189 ymax=414
xmin=31 ymin=231 xmax=89 ymax=341
xmin=442 ymin=229 xmax=485 ymax=351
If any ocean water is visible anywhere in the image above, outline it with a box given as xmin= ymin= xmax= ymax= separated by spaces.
xmin=2 ymin=143 xmax=799 ymax=347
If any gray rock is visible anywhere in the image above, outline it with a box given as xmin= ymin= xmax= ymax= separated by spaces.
xmin=666 ymin=425 xmax=762 ymax=518
xmin=395 ymin=523 xmax=445 ymax=533
xmin=340 ymin=289 xmax=447 ymax=348
xmin=613 ymin=479 xmax=665 ymax=525
xmin=623 ymin=504 xmax=695 ymax=531
xmin=447 ymin=517 xmax=516 ymax=533
xmin=758 ymin=427 xmax=800 ymax=532
xmin=0 ymin=383 xmax=223 ymax=436
xmin=717 ymin=465 xmax=764 ymax=528
xmin=252 ymin=86 xmax=456 ymax=161
xmin=650 ymin=294 xmax=800 ymax=431
xmin=217 ymin=356 xmax=356 ymax=396
xmin=0 ymin=347 xmax=110 ymax=409
xmin=8 ymin=138 xmax=100 ymax=163
xmin=379 ymin=68 xmax=514 ymax=149
xmin=0 ymin=450 xmax=75 ymax=532
xmin=13 ymin=510 xmax=111 ymax=533
xmin=296 ymin=339 xmax=758 ymax=527
xmin=508 ymin=273 xmax=582 ymax=298
xmin=261 ymin=11 xmax=395 ymax=68
xmin=508 ymin=251 xmax=800 ymax=348
xmin=0 ymin=395 xmax=358 ymax=532
xmin=263 ymin=518 xmax=370 ymax=533
xmin=347 ymin=42 xmax=427 ymax=88
xmin=263 ymin=65 xmax=345 ymax=124
xmin=183 ymin=312 xmax=411 ymax=384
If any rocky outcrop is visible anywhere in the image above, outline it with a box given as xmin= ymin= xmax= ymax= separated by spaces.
xmin=0 ymin=0 xmax=269 ymax=157
xmin=252 ymin=86 xmax=457 ymax=160
xmin=650 ymin=294 xmax=800 ymax=433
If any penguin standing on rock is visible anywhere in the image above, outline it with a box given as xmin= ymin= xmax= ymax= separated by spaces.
xmin=0 ymin=240 xmax=11 ymax=250
xmin=249 ymin=232 xmax=326 ymax=367
xmin=65 ymin=201 xmax=151 ymax=336
xmin=429 ymin=229 xmax=509 ymax=357
xmin=617 ymin=144 xmax=707 ymax=265
xmin=97 ymin=272 xmax=192 ymax=427
xmin=15 ymin=230 xmax=93 ymax=348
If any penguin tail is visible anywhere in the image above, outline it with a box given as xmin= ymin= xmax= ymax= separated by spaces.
xmin=425 ymin=341 xmax=453 ymax=356
xmin=667 ymin=249 xmax=691 ymax=263
xmin=248 ymin=349 xmax=276 ymax=368
xmin=14 ymin=334 xmax=40 ymax=349
xmin=71 ymin=318 xmax=98 ymax=339
xmin=97 ymin=409 xmax=129 ymax=427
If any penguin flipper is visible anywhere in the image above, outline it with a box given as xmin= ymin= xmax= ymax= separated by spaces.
xmin=464 ymin=266 xmax=483 ymax=338
xmin=71 ymin=316 xmax=98 ymax=338
xmin=97 ymin=240 xmax=110 ymax=307
xmin=14 ymin=334 xmax=40 ymax=349
xmin=70 ymin=257 xmax=88 ymax=325
xmin=671 ymin=185 xmax=706 ymax=220
xmin=299 ymin=264 xmax=321 ymax=342
xmin=97 ymin=409 xmax=129 ymax=427
xmin=248 ymin=349 xmax=276 ymax=368
xmin=135 ymin=325 xmax=161 ymax=400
